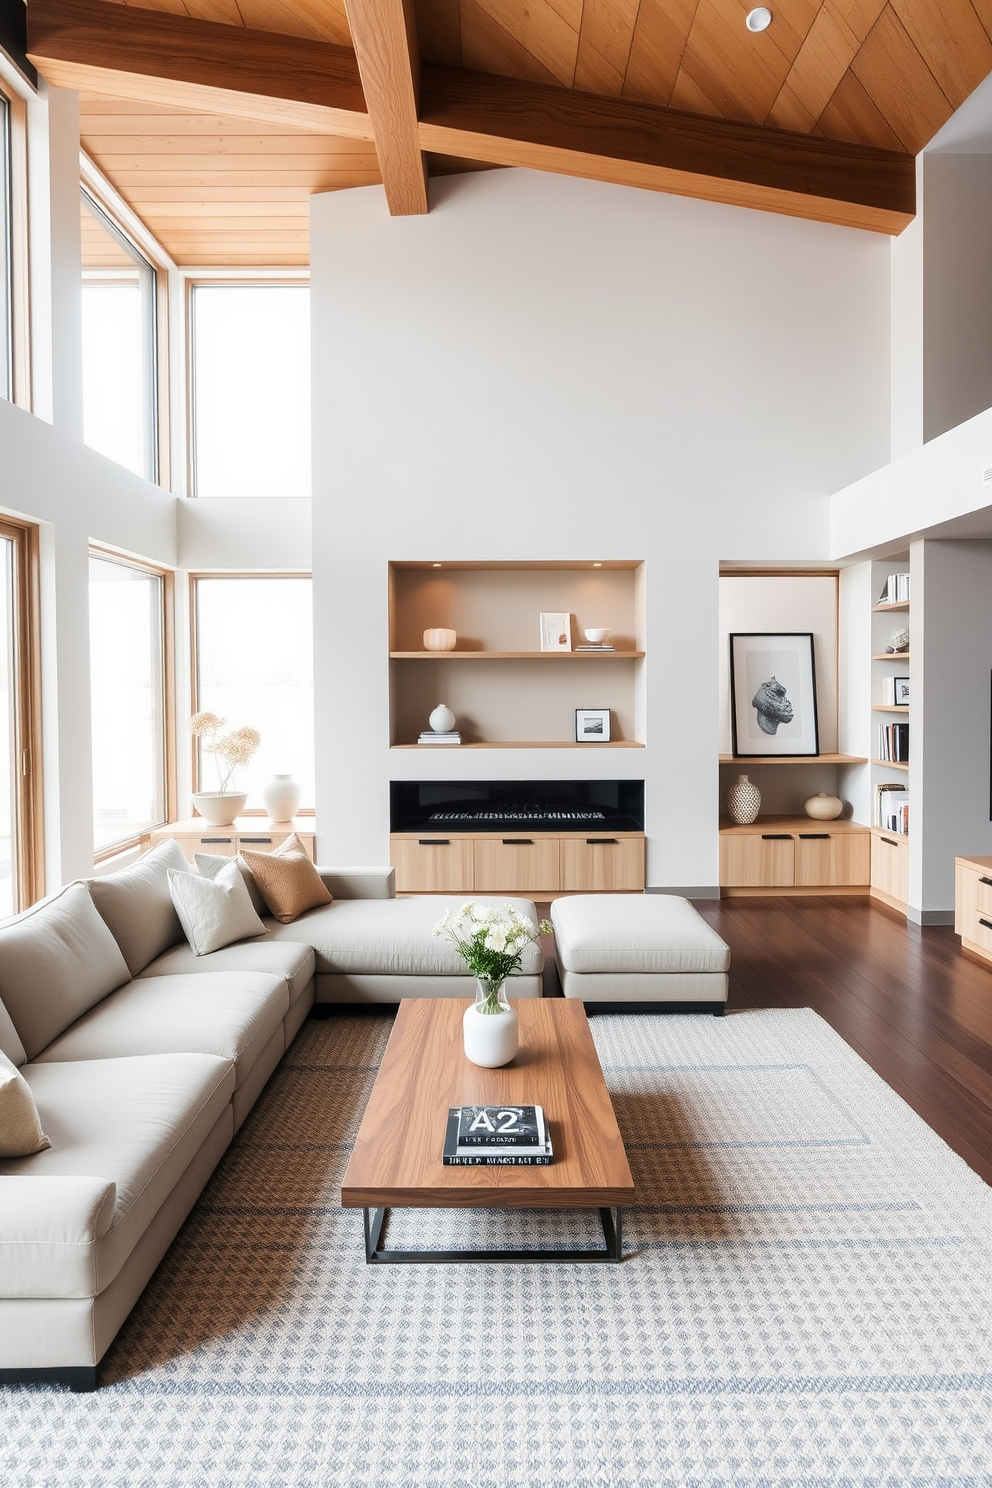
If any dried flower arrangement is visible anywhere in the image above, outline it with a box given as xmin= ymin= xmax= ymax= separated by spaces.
xmin=187 ymin=711 xmax=261 ymax=793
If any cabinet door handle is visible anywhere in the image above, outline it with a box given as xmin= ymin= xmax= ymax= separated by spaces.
xmin=799 ymin=833 xmax=829 ymax=840
xmin=239 ymin=837 xmax=272 ymax=844
xmin=419 ymin=839 xmax=449 ymax=846
xmin=980 ymin=877 xmax=992 ymax=887
xmin=587 ymin=838 xmax=618 ymax=845
xmin=761 ymin=834 xmax=792 ymax=840
xmin=201 ymin=837 xmax=233 ymax=844
xmin=502 ymin=838 xmax=533 ymax=846
xmin=881 ymin=837 xmax=898 ymax=848
xmin=980 ymin=919 xmax=992 ymax=932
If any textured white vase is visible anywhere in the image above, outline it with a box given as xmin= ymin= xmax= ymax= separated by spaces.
xmin=463 ymin=983 xmax=519 ymax=1068
xmin=727 ymin=774 xmax=761 ymax=825
xmin=192 ymin=791 xmax=248 ymax=827
xmin=423 ymin=628 xmax=456 ymax=651
xmin=429 ymin=703 xmax=456 ymax=733
xmin=804 ymin=792 xmax=843 ymax=821
xmin=262 ymin=774 xmax=301 ymax=822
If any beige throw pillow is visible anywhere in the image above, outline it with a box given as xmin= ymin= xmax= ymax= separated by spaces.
xmin=168 ymin=859 xmax=267 ymax=956
xmin=86 ymin=838 xmax=190 ymax=975
xmin=240 ymin=834 xmax=332 ymax=925
xmin=0 ymin=1049 xmax=51 ymax=1157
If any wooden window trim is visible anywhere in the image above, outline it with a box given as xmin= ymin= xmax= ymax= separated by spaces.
xmin=90 ymin=545 xmax=176 ymax=861
xmin=0 ymin=81 xmax=29 ymax=410
xmin=0 ymin=517 xmax=44 ymax=906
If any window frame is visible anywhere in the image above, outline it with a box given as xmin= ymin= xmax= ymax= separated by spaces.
xmin=0 ymin=516 xmax=44 ymax=908
xmin=0 ymin=75 xmax=30 ymax=410
xmin=188 ymin=571 xmax=314 ymax=816
xmin=89 ymin=545 xmax=176 ymax=862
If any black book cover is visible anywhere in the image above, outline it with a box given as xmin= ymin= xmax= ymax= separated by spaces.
xmin=457 ymin=1104 xmax=544 ymax=1146
xmin=442 ymin=1109 xmax=553 ymax=1165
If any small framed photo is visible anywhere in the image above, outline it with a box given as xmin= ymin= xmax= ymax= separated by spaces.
xmin=894 ymin=676 xmax=910 ymax=705
xmin=540 ymin=611 xmax=572 ymax=651
xmin=575 ymin=707 xmax=611 ymax=743
xmin=729 ymin=632 xmax=819 ymax=757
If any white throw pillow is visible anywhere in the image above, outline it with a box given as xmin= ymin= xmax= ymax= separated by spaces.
xmin=194 ymin=852 xmax=268 ymax=918
xmin=0 ymin=1049 xmax=51 ymax=1157
xmin=168 ymin=859 xmax=267 ymax=957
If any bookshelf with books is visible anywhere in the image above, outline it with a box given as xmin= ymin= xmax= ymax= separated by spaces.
xmin=870 ymin=557 xmax=910 ymax=912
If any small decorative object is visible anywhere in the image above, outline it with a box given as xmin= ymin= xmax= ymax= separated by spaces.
xmin=804 ymin=792 xmax=843 ymax=821
xmin=729 ymin=633 xmax=819 ymax=757
xmin=262 ymin=774 xmax=301 ymax=823
xmin=433 ymin=902 xmax=552 ymax=1069
xmin=423 ymin=628 xmax=456 ymax=651
xmin=887 ymin=628 xmax=909 ymax=654
xmin=727 ymin=774 xmax=761 ymax=825
xmin=428 ymin=703 xmax=456 ymax=734
xmin=584 ymin=628 xmax=610 ymax=644
xmin=188 ymin=712 xmax=260 ymax=825
xmin=894 ymin=676 xmax=910 ymax=705
xmin=539 ymin=611 xmax=572 ymax=651
xmin=575 ymin=707 xmax=611 ymax=742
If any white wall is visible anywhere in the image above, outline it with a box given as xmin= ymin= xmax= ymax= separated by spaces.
xmin=311 ymin=169 xmax=892 ymax=885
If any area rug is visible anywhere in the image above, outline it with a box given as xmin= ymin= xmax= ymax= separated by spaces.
xmin=4 ymin=1007 xmax=992 ymax=1488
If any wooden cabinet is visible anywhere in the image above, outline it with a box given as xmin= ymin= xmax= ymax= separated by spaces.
xmin=150 ymin=818 xmax=316 ymax=864
xmin=719 ymin=818 xmax=870 ymax=895
xmin=390 ymin=832 xmax=645 ymax=896
xmin=870 ymin=828 xmax=909 ymax=909
xmin=955 ymin=856 xmax=992 ymax=965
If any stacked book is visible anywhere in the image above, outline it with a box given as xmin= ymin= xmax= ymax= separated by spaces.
xmin=874 ymin=781 xmax=908 ymax=833
xmin=877 ymin=721 xmax=909 ymax=762
xmin=418 ymin=731 xmax=462 ymax=745
xmin=877 ymin=572 xmax=910 ymax=604
xmin=442 ymin=1104 xmax=553 ymax=1166
xmin=575 ymin=644 xmax=615 ymax=651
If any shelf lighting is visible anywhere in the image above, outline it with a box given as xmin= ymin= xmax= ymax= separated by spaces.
xmin=592 ymin=562 xmax=603 ymax=567
xmin=432 ymin=563 xmax=442 ymax=568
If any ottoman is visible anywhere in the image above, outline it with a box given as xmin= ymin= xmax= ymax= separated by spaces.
xmin=550 ymin=895 xmax=730 ymax=1012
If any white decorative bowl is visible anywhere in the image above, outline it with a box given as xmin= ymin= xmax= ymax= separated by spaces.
xmin=583 ymin=628 xmax=610 ymax=644
xmin=192 ymin=791 xmax=248 ymax=827
xmin=424 ymin=628 xmax=456 ymax=651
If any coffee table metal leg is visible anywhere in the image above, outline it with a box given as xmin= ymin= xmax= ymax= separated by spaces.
xmin=364 ymin=1206 xmax=387 ymax=1261
xmin=362 ymin=1206 xmax=624 ymax=1263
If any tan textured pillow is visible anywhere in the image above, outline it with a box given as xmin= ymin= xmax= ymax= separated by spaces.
xmin=0 ymin=1050 xmax=51 ymax=1157
xmin=240 ymin=833 xmax=332 ymax=924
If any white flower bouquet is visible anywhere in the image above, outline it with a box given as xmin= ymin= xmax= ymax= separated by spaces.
xmin=433 ymin=902 xmax=552 ymax=1012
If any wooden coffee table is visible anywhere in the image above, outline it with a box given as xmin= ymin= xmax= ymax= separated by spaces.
xmin=341 ymin=998 xmax=635 ymax=1263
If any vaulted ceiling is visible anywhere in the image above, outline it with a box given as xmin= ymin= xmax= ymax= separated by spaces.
xmin=25 ymin=0 xmax=992 ymax=265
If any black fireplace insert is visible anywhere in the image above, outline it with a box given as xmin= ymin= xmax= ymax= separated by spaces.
xmin=390 ymin=780 xmax=644 ymax=833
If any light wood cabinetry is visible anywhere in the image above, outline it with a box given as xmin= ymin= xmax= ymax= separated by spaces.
xmin=869 ymin=828 xmax=909 ymax=910
xmin=390 ymin=831 xmax=645 ymax=896
xmin=150 ymin=817 xmax=316 ymax=864
xmin=719 ymin=818 xmax=870 ymax=895
xmin=954 ymin=856 xmax=992 ymax=966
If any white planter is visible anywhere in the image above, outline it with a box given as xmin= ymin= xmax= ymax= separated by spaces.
xmin=192 ymin=791 xmax=248 ymax=827
xmin=463 ymin=997 xmax=519 ymax=1068
xmin=262 ymin=774 xmax=301 ymax=822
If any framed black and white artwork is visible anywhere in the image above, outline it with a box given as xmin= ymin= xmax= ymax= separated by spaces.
xmin=729 ymin=633 xmax=819 ymax=757
xmin=575 ymin=707 xmax=611 ymax=743
xmin=894 ymin=676 xmax=910 ymax=706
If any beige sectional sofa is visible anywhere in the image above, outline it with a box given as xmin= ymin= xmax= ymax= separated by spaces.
xmin=0 ymin=843 xmax=543 ymax=1390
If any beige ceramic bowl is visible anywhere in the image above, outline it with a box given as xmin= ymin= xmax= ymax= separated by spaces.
xmin=423 ymin=628 xmax=456 ymax=651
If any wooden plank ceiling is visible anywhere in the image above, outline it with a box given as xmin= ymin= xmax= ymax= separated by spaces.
xmin=28 ymin=0 xmax=992 ymax=265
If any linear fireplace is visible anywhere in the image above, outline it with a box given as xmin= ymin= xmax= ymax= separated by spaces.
xmin=390 ymin=780 xmax=644 ymax=834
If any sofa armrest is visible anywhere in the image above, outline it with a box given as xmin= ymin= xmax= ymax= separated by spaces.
xmin=317 ymin=867 xmax=395 ymax=901
xmin=0 ymin=1176 xmax=117 ymax=1298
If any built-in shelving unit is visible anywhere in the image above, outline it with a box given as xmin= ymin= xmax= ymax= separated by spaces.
xmin=869 ymin=557 xmax=911 ymax=913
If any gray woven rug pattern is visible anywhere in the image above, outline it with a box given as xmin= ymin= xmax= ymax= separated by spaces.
xmin=4 ymin=1008 xmax=992 ymax=1488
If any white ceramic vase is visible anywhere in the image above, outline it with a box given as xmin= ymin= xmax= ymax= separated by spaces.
xmin=429 ymin=703 xmax=457 ymax=734
xmin=727 ymin=774 xmax=761 ymax=825
xmin=192 ymin=791 xmax=248 ymax=827
xmin=804 ymin=792 xmax=843 ymax=821
xmin=262 ymin=774 xmax=301 ymax=822
xmin=463 ymin=979 xmax=519 ymax=1068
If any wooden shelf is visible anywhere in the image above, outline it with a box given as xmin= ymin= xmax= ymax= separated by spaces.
xmin=390 ymin=650 xmax=645 ymax=660
xmin=873 ymin=704 xmax=909 ymax=713
xmin=718 ymin=753 xmax=868 ymax=765
xmin=872 ymin=652 xmax=910 ymax=661
xmin=872 ymin=758 xmax=909 ymax=771
xmin=393 ymin=740 xmax=646 ymax=749
xmin=720 ymin=815 xmax=869 ymax=834
xmin=872 ymin=601 xmax=910 ymax=612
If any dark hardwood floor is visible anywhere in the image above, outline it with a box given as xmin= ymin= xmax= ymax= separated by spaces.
xmin=540 ymin=896 xmax=992 ymax=1185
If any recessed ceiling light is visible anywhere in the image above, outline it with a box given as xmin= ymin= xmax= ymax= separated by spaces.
xmin=746 ymin=6 xmax=772 ymax=30
xmin=592 ymin=562 xmax=603 ymax=568
xmin=432 ymin=562 xmax=442 ymax=568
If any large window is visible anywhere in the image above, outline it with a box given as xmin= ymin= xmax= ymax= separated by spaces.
xmin=190 ymin=285 xmax=310 ymax=498
xmin=81 ymin=192 xmax=157 ymax=480
xmin=192 ymin=576 xmax=313 ymax=810
xmin=89 ymin=554 xmax=169 ymax=854
xmin=0 ymin=519 xmax=41 ymax=915
xmin=0 ymin=90 xmax=12 ymax=402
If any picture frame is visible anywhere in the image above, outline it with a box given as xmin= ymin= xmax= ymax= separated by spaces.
xmin=575 ymin=707 xmax=611 ymax=743
xmin=729 ymin=632 xmax=819 ymax=757
xmin=894 ymin=676 xmax=910 ymax=706
xmin=540 ymin=611 xmax=572 ymax=651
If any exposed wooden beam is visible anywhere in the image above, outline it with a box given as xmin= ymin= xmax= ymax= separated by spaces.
xmin=418 ymin=65 xmax=916 ymax=235
xmin=345 ymin=0 xmax=428 ymax=215
xmin=27 ymin=0 xmax=371 ymax=139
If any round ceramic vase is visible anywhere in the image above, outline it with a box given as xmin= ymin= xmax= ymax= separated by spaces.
xmin=262 ymin=774 xmax=301 ymax=822
xmin=192 ymin=791 xmax=248 ymax=827
xmin=463 ymin=980 xmax=519 ymax=1068
xmin=804 ymin=792 xmax=843 ymax=821
xmin=429 ymin=703 xmax=457 ymax=734
xmin=727 ymin=774 xmax=761 ymax=825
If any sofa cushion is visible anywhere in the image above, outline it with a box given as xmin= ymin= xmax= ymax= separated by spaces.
xmin=86 ymin=839 xmax=189 ymax=975
xmin=139 ymin=937 xmax=315 ymax=1006
xmin=195 ymin=852 xmax=268 ymax=917
xmin=1 ymin=1052 xmax=234 ymax=1297
xmin=0 ymin=883 xmax=132 ymax=1061
xmin=169 ymin=860 xmax=267 ymax=955
xmin=0 ymin=996 xmax=27 ymax=1067
xmin=0 ymin=1050 xmax=50 ymax=1156
xmin=264 ymin=895 xmax=544 ymax=977
xmin=240 ymin=834 xmax=332 ymax=924
xmin=551 ymin=894 xmax=731 ymax=975
xmin=33 ymin=972 xmax=289 ymax=1091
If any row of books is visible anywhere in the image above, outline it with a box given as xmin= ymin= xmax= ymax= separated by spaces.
xmin=874 ymin=782 xmax=908 ymax=834
xmin=442 ymin=1104 xmax=553 ymax=1166
xmin=878 ymin=572 xmax=910 ymax=604
xmin=877 ymin=722 xmax=909 ymax=762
